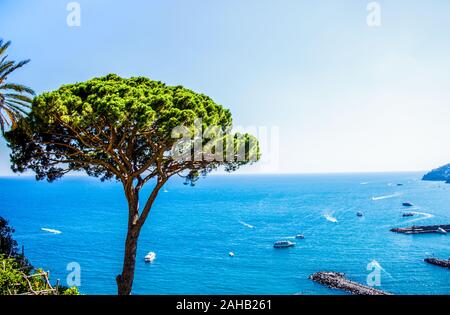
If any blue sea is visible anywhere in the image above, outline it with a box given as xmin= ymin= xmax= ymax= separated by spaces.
xmin=1 ymin=173 xmax=450 ymax=295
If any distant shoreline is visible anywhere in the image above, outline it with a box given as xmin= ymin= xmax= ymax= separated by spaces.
xmin=0 ymin=170 xmax=427 ymax=179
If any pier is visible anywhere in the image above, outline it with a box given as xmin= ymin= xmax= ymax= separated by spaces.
xmin=390 ymin=224 xmax=450 ymax=235
xmin=309 ymin=272 xmax=391 ymax=295
xmin=424 ymin=258 xmax=450 ymax=269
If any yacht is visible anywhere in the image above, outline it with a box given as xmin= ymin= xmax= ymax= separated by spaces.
xmin=144 ymin=252 xmax=156 ymax=263
xmin=274 ymin=241 xmax=295 ymax=248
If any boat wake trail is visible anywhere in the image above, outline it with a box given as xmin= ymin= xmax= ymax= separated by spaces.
xmin=239 ymin=221 xmax=255 ymax=229
xmin=41 ymin=228 xmax=62 ymax=234
xmin=323 ymin=214 xmax=338 ymax=223
xmin=371 ymin=192 xmax=402 ymax=201
xmin=402 ymin=212 xmax=434 ymax=225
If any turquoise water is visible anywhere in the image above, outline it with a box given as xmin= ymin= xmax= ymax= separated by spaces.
xmin=1 ymin=173 xmax=450 ymax=295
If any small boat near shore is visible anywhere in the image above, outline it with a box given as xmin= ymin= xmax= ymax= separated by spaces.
xmin=144 ymin=252 xmax=156 ymax=263
xmin=274 ymin=241 xmax=295 ymax=248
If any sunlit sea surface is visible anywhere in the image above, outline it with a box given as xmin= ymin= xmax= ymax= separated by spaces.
xmin=1 ymin=172 xmax=450 ymax=294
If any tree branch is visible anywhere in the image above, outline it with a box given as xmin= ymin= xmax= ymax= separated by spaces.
xmin=137 ymin=177 xmax=167 ymax=229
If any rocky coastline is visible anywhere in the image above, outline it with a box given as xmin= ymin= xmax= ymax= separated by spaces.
xmin=422 ymin=164 xmax=450 ymax=182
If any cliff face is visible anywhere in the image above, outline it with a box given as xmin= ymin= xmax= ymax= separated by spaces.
xmin=422 ymin=164 xmax=450 ymax=182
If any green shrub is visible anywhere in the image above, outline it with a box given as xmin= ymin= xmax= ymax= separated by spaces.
xmin=0 ymin=217 xmax=80 ymax=295
xmin=61 ymin=286 xmax=80 ymax=295
xmin=0 ymin=254 xmax=80 ymax=295
xmin=0 ymin=255 xmax=26 ymax=295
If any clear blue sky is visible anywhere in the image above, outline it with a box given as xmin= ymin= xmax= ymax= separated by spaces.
xmin=1 ymin=0 xmax=450 ymax=175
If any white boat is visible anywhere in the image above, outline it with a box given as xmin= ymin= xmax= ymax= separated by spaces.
xmin=295 ymin=234 xmax=305 ymax=239
xmin=144 ymin=252 xmax=156 ymax=262
xmin=229 ymin=252 xmax=235 ymax=257
xmin=436 ymin=228 xmax=447 ymax=235
xmin=274 ymin=241 xmax=295 ymax=248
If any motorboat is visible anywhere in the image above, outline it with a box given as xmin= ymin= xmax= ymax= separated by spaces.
xmin=356 ymin=212 xmax=363 ymax=217
xmin=295 ymin=234 xmax=305 ymax=239
xmin=402 ymin=213 xmax=415 ymax=217
xmin=144 ymin=252 xmax=156 ymax=262
xmin=402 ymin=202 xmax=414 ymax=207
xmin=274 ymin=241 xmax=295 ymax=248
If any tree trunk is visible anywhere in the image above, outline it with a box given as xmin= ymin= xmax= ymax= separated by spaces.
xmin=116 ymin=225 xmax=140 ymax=295
xmin=115 ymin=179 xmax=164 ymax=295
xmin=116 ymin=187 xmax=141 ymax=295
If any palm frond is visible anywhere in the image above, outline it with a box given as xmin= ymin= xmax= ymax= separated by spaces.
xmin=4 ymin=101 xmax=30 ymax=115
xmin=0 ymin=55 xmax=9 ymax=67
xmin=3 ymin=107 xmax=20 ymax=129
xmin=0 ymin=111 xmax=8 ymax=134
xmin=0 ymin=61 xmax=15 ymax=77
xmin=0 ymin=59 xmax=30 ymax=79
xmin=0 ymin=40 xmax=11 ymax=56
xmin=0 ymin=39 xmax=34 ymax=134
xmin=3 ymin=95 xmax=33 ymax=106
xmin=1 ymin=84 xmax=35 ymax=95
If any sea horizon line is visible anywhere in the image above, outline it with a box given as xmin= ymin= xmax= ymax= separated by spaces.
xmin=0 ymin=169 xmax=427 ymax=179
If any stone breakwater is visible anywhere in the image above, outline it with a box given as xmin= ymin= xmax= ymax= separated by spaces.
xmin=391 ymin=224 xmax=450 ymax=234
xmin=309 ymin=272 xmax=391 ymax=295
xmin=424 ymin=258 xmax=450 ymax=269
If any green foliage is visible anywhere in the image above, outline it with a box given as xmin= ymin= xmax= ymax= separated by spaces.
xmin=0 ymin=216 xmax=18 ymax=256
xmin=0 ymin=216 xmax=31 ymax=270
xmin=0 ymin=39 xmax=35 ymax=134
xmin=0 ymin=219 xmax=79 ymax=295
xmin=61 ymin=286 xmax=80 ymax=295
xmin=0 ymin=255 xmax=79 ymax=295
xmin=5 ymin=74 xmax=259 ymax=295
xmin=6 ymin=74 xmax=259 ymax=183
xmin=0 ymin=255 xmax=24 ymax=295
